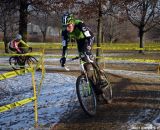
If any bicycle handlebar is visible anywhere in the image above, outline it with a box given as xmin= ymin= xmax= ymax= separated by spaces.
xmin=28 ymin=47 xmax=32 ymax=52
xmin=63 ymin=56 xmax=79 ymax=71
xmin=71 ymin=56 xmax=79 ymax=61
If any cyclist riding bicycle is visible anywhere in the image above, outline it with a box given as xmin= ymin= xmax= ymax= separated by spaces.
xmin=9 ymin=34 xmax=31 ymax=54
xmin=60 ymin=13 xmax=108 ymax=92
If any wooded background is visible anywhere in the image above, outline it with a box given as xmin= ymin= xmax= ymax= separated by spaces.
xmin=0 ymin=0 xmax=160 ymax=53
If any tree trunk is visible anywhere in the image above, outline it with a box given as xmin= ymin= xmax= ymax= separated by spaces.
xmin=4 ymin=36 xmax=9 ymax=53
xmin=3 ymin=22 xmax=9 ymax=53
xmin=96 ymin=0 xmax=102 ymax=63
xmin=19 ymin=0 xmax=28 ymax=42
xmin=139 ymin=27 xmax=144 ymax=53
xmin=59 ymin=29 xmax=61 ymax=43
xmin=101 ymin=31 xmax=104 ymax=43
xmin=42 ymin=32 xmax=46 ymax=42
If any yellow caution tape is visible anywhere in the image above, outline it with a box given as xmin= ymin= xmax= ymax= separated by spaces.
xmin=0 ymin=52 xmax=43 ymax=57
xmin=158 ymin=64 xmax=160 ymax=74
xmin=30 ymin=64 xmax=38 ymax=124
xmin=1 ymin=45 xmax=160 ymax=52
xmin=40 ymin=55 xmax=160 ymax=64
xmin=0 ymin=68 xmax=33 ymax=80
xmin=33 ymin=46 xmax=160 ymax=51
xmin=0 ymin=97 xmax=36 ymax=113
xmin=37 ymin=49 xmax=46 ymax=97
xmin=0 ymin=62 xmax=39 ymax=124
xmin=0 ymin=64 xmax=11 ymax=67
xmin=101 ymin=47 xmax=160 ymax=51
xmin=99 ymin=57 xmax=160 ymax=63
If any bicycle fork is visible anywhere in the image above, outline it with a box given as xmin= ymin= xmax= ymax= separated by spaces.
xmin=80 ymin=61 xmax=91 ymax=95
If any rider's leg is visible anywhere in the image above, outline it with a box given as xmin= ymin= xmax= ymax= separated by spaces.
xmin=92 ymin=62 xmax=109 ymax=88
xmin=18 ymin=43 xmax=29 ymax=53
xmin=78 ymin=40 xmax=108 ymax=89
xmin=9 ymin=46 xmax=17 ymax=53
xmin=77 ymin=40 xmax=102 ymax=94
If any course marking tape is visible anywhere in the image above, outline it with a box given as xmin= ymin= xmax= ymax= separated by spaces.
xmin=0 ymin=97 xmax=36 ymax=113
xmin=0 ymin=68 xmax=33 ymax=80
xmin=100 ymin=46 xmax=157 ymax=50
xmin=37 ymin=50 xmax=46 ymax=97
xmin=1 ymin=44 xmax=158 ymax=50
xmin=37 ymin=55 xmax=160 ymax=64
xmin=21 ymin=46 xmax=160 ymax=51
xmin=99 ymin=57 xmax=160 ymax=63
xmin=1 ymin=55 xmax=159 ymax=64
xmin=0 ymin=45 xmax=160 ymax=52
xmin=0 ymin=52 xmax=43 ymax=57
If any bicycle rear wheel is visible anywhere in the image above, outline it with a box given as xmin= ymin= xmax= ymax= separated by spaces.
xmin=9 ymin=56 xmax=21 ymax=70
xmin=91 ymin=63 xmax=112 ymax=103
xmin=100 ymin=70 xmax=112 ymax=104
xmin=76 ymin=75 xmax=97 ymax=116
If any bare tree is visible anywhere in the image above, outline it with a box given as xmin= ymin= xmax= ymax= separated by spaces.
xmin=103 ymin=15 xmax=122 ymax=43
xmin=125 ymin=0 xmax=160 ymax=53
xmin=16 ymin=0 xmax=75 ymax=41
xmin=0 ymin=0 xmax=18 ymax=52
xmin=30 ymin=11 xmax=53 ymax=42
xmin=78 ymin=0 xmax=112 ymax=62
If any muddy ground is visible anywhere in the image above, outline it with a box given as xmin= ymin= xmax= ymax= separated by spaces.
xmin=47 ymin=61 xmax=160 ymax=130
xmin=49 ymin=76 xmax=160 ymax=130
xmin=1 ymin=50 xmax=160 ymax=130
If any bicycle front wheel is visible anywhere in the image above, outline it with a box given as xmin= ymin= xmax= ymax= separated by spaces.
xmin=26 ymin=56 xmax=38 ymax=68
xmin=76 ymin=75 xmax=97 ymax=116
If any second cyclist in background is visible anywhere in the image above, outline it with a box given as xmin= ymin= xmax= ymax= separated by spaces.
xmin=9 ymin=34 xmax=31 ymax=54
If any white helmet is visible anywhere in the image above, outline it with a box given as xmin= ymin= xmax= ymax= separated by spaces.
xmin=16 ymin=34 xmax=22 ymax=40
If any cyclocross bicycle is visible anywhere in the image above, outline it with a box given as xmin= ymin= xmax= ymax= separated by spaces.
xmin=9 ymin=48 xmax=38 ymax=70
xmin=66 ymin=56 xmax=112 ymax=116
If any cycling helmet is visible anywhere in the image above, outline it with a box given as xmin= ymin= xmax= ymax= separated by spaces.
xmin=15 ymin=34 xmax=22 ymax=40
xmin=62 ymin=13 xmax=75 ymax=25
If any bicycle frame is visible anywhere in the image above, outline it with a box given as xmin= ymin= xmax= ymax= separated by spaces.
xmin=65 ymin=56 xmax=98 ymax=95
xmin=79 ymin=59 xmax=92 ymax=95
xmin=9 ymin=55 xmax=38 ymax=70
xmin=66 ymin=56 xmax=112 ymax=111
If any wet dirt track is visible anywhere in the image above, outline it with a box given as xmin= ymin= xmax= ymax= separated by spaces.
xmin=1 ymin=52 xmax=160 ymax=130
xmin=51 ymin=71 xmax=160 ymax=130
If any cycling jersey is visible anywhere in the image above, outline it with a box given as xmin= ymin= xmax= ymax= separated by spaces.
xmin=61 ymin=18 xmax=108 ymax=95
xmin=61 ymin=20 xmax=94 ymax=57
xmin=9 ymin=39 xmax=29 ymax=53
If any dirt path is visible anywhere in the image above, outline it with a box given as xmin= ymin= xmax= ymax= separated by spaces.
xmin=1 ymin=54 xmax=160 ymax=129
xmin=50 ymin=71 xmax=160 ymax=130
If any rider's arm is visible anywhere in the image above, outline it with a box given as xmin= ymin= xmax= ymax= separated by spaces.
xmin=77 ymin=22 xmax=94 ymax=46
xmin=20 ymin=40 xmax=29 ymax=47
xmin=13 ymin=41 xmax=21 ymax=53
xmin=61 ymin=30 xmax=69 ymax=57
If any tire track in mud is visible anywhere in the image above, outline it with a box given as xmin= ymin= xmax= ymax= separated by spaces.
xmin=53 ymin=69 xmax=160 ymax=130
